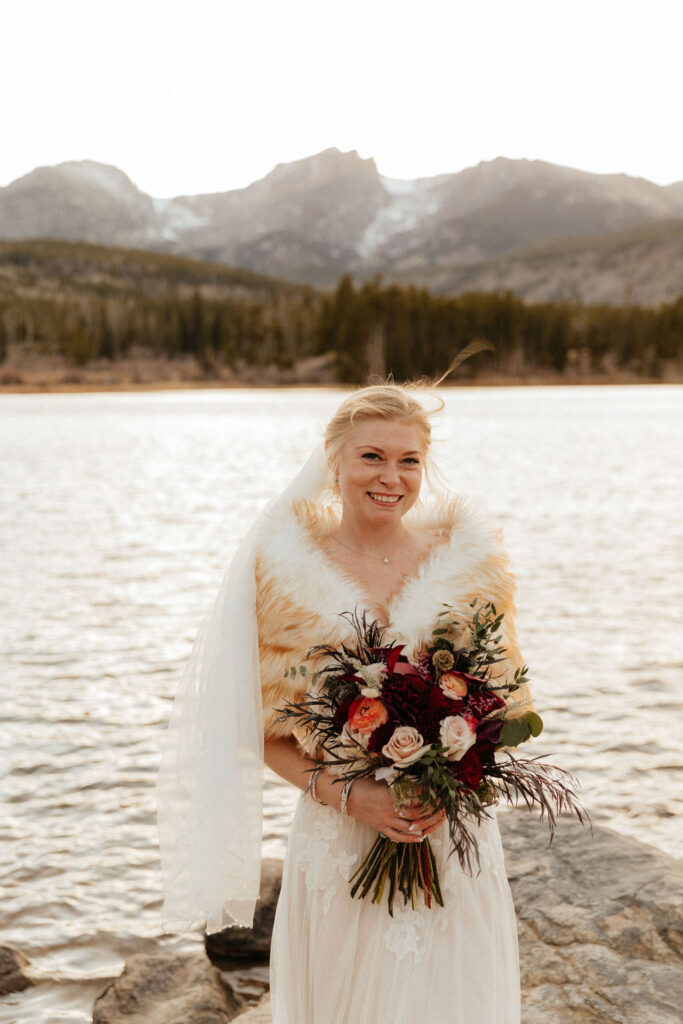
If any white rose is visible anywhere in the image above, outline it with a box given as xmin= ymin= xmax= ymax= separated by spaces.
xmin=439 ymin=715 xmax=477 ymax=761
xmin=382 ymin=726 xmax=430 ymax=765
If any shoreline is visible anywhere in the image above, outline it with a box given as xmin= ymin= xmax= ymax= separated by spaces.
xmin=1 ymin=347 xmax=680 ymax=393
xmin=1 ymin=372 xmax=679 ymax=394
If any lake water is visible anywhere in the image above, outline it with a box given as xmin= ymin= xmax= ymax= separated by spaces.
xmin=1 ymin=385 xmax=681 ymax=1023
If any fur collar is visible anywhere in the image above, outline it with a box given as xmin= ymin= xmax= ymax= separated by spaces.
xmin=255 ymin=494 xmax=511 ymax=657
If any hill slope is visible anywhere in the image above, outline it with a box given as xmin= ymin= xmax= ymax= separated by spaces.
xmin=383 ymin=220 xmax=683 ymax=306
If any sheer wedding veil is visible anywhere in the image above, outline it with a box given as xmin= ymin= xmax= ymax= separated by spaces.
xmin=155 ymin=443 xmax=333 ymax=933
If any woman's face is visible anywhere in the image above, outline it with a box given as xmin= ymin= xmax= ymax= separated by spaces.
xmin=332 ymin=418 xmax=425 ymax=526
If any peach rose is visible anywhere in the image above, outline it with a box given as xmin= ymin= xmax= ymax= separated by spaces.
xmin=382 ymin=725 xmax=430 ymax=765
xmin=439 ymin=715 xmax=477 ymax=761
xmin=348 ymin=697 xmax=389 ymax=735
xmin=439 ymin=671 xmax=469 ymax=700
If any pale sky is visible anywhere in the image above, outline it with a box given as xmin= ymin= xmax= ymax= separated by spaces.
xmin=2 ymin=0 xmax=681 ymax=197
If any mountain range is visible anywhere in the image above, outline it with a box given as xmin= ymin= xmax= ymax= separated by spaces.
xmin=1 ymin=148 xmax=682 ymax=305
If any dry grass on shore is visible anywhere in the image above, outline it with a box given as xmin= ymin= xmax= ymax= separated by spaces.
xmin=0 ymin=350 xmax=679 ymax=393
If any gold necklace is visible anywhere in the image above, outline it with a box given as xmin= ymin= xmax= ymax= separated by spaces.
xmin=331 ymin=535 xmax=391 ymax=564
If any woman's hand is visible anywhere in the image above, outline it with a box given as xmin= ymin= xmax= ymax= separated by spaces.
xmin=263 ymin=736 xmax=446 ymax=843
xmin=344 ymin=776 xmax=446 ymax=844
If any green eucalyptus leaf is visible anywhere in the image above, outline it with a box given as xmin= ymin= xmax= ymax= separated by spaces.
xmin=525 ymin=711 xmax=544 ymax=736
xmin=499 ymin=718 xmax=532 ymax=747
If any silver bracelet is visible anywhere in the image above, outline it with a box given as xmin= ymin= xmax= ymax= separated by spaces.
xmin=340 ymin=777 xmax=355 ymax=816
xmin=308 ymin=765 xmax=325 ymax=805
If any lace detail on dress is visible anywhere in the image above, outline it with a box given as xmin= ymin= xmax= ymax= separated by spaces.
xmin=382 ymin=900 xmax=428 ymax=962
xmin=290 ymin=801 xmax=358 ymax=914
xmin=440 ymin=814 xmax=504 ymax=901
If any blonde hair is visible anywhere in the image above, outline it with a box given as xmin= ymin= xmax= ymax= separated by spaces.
xmin=324 ymin=382 xmax=442 ymax=472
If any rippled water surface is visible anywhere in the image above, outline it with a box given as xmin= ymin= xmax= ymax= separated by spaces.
xmin=1 ymin=386 xmax=681 ymax=1022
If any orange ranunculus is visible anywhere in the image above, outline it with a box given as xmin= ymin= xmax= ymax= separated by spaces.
xmin=348 ymin=696 xmax=389 ymax=735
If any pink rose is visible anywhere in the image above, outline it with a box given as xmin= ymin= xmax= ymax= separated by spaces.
xmin=439 ymin=715 xmax=477 ymax=761
xmin=439 ymin=672 xmax=469 ymax=700
xmin=382 ymin=725 xmax=429 ymax=765
xmin=348 ymin=697 xmax=389 ymax=735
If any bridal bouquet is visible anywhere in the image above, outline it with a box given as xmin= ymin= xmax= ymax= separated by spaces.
xmin=278 ymin=601 xmax=589 ymax=915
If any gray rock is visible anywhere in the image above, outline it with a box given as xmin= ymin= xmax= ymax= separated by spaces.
xmin=498 ymin=811 xmax=683 ymax=1023
xmin=92 ymin=952 xmax=245 ymax=1024
xmin=0 ymin=944 xmax=34 ymax=995
xmin=232 ymin=994 xmax=271 ymax=1023
xmin=204 ymin=859 xmax=283 ymax=967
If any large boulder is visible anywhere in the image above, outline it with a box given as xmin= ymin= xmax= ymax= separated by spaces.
xmin=92 ymin=952 xmax=245 ymax=1024
xmin=204 ymin=859 xmax=283 ymax=967
xmin=499 ymin=811 xmax=683 ymax=1024
xmin=232 ymin=994 xmax=271 ymax=1023
xmin=0 ymin=945 xmax=34 ymax=995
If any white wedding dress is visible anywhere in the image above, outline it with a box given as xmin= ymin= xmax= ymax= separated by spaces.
xmin=270 ymin=795 xmax=520 ymax=1024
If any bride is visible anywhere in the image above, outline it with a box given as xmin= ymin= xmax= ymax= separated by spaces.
xmin=157 ymin=382 xmax=535 ymax=1024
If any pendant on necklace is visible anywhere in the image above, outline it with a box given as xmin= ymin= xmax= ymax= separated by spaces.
xmin=383 ymin=555 xmax=389 ymax=564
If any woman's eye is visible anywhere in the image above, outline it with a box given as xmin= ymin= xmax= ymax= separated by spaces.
xmin=403 ymin=458 xmax=420 ymax=465
xmin=361 ymin=452 xmax=380 ymax=461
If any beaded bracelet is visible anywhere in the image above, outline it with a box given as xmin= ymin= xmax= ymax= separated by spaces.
xmin=308 ymin=765 xmax=325 ymax=805
xmin=340 ymin=777 xmax=355 ymax=816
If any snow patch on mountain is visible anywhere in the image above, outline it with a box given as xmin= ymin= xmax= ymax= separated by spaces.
xmin=356 ymin=176 xmax=441 ymax=258
xmin=381 ymin=176 xmax=418 ymax=196
xmin=151 ymin=197 xmax=209 ymax=241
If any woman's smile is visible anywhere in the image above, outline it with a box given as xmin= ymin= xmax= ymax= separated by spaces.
xmin=367 ymin=492 xmax=403 ymax=506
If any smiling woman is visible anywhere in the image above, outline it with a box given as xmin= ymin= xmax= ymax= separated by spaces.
xmin=255 ymin=385 xmax=531 ymax=1023
xmin=157 ymin=381 xmax=532 ymax=1024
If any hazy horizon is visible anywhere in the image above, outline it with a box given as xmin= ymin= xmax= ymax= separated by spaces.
xmin=3 ymin=0 xmax=682 ymax=197
xmin=3 ymin=147 xmax=681 ymax=200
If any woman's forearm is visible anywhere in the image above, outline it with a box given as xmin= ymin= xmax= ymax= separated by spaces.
xmin=262 ymin=734 xmax=445 ymax=840
xmin=263 ymin=735 xmax=343 ymax=811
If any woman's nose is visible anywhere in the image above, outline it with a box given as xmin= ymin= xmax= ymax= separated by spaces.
xmin=377 ymin=463 xmax=401 ymax=487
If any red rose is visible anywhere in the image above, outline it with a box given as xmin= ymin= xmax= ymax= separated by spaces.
xmin=451 ymin=748 xmax=483 ymax=789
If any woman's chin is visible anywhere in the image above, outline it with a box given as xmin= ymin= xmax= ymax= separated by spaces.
xmin=359 ymin=494 xmax=410 ymax=522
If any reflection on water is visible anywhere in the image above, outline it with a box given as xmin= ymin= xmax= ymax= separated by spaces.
xmin=1 ymin=386 xmax=681 ymax=1022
